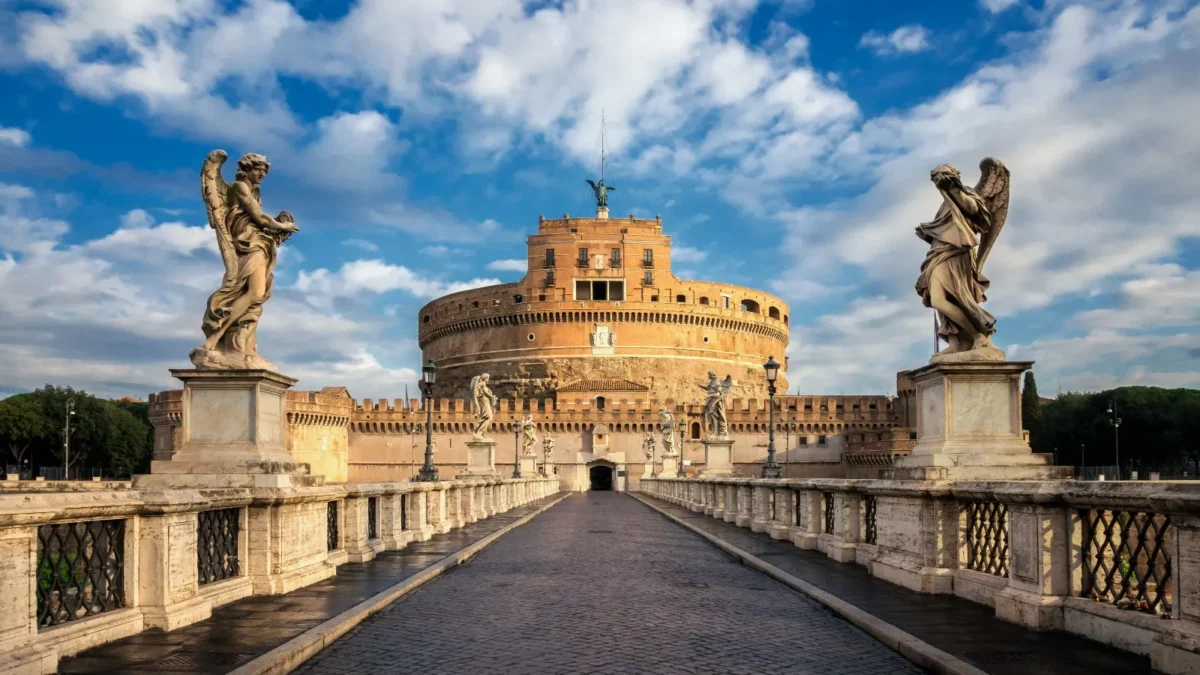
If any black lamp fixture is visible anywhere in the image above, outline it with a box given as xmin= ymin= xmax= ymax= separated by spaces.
xmin=762 ymin=356 xmax=782 ymax=478
xmin=415 ymin=361 xmax=439 ymax=482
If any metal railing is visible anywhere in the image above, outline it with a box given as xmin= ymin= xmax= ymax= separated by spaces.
xmin=327 ymin=501 xmax=340 ymax=551
xmin=37 ymin=520 xmax=126 ymax=628
xmin=964 ymin=500 xmax=1009 ymax=577
xmin=367 ymin=497 xmax=378 ymax=540
xmin=823 ymin=492 xmax=834 ymax=534
xmin=197 ymin=508 xmax=240 ymax=586
xmin=864 ymin=495 xmax=877 ymax=545
xmin=1080 ymin=508 xmax=1173 ymax=615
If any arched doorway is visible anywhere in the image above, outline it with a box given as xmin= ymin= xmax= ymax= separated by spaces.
xmin=589 ymin=465 xmax=613 ymax=491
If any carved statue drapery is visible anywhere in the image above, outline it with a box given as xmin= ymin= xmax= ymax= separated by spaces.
xmin=192 ymin=150 xmax=299 ymax=371
xmin=699 ymin=372 xmax=732 ymax=438
xmin=642 ymin=431 xmax=656 ymax=460
xmin=521 ymin=416 xmax=538 ymax=457
xmin=470 ymin=374 xmax=498 ymax=439
xmin=916 ymin=158 xmax=1010 ymax=363
xmin=659 ymin=408 xmax=677 ymax=456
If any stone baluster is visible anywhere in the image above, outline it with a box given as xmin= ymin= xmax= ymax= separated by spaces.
xmin=427 ymin=485 xmax=449 ymax=534
xmin=736 ymin=481 xmax=754 ymax=528
xmin=828 ymin=491 xmax=860 ymax=563
xmin=380 ymin=489 xmax=408 ymax=549
xmin=768 ymin=484 xmax=795 ymax=541
xmin=750 ymin=482 xmax=773 ymax=533
xmin=792 ymin=490 xmax=822 ymax=550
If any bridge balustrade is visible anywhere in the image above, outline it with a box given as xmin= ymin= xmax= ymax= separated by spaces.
xmin=0 ymin=476 xmax=559 ymax=672
xmin=639 ymin=476 xmax=1200 ymax=674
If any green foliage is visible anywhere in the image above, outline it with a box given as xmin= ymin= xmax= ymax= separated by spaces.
xmin=1022 ymin=371 xmax=1044 ymax=451
xmin=1041 ymin=386 xmax=1200 ymax=475
xmin=0 ymin=385 xmax=152 ymax=477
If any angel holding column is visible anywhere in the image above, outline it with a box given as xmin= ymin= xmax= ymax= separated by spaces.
xmin=915 ymin=158 xmax=1010 ymax=363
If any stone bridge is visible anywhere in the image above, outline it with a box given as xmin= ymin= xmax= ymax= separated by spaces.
xmin=2 ymin=475 xmax=1198 ymax=674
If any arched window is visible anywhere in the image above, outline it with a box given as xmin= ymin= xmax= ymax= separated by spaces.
xmin=740 ymin=299 xmax=760 ymax=313
xmin=422 ymin=315 xmax=430 ymax=324
xmin=596 ymin=396 xmax=606 ymax=410
xmin=698 ymin=296 xmax=709 ymax=305
xmin=768 ymin=306 xmax=780 ymax=320
xmin=676 ymin=294 xmax=687 ymax=303
xmin=690 ymin=422 xmax=701 ymax=439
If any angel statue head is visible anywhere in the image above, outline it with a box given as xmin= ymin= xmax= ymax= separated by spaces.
xmin=929 ymin=163 xmax=961 ymax=188
xmin=706 ymin=371 xmax=717 ymax=381
xmin=235 ymin=153 xmax=270 ymax=184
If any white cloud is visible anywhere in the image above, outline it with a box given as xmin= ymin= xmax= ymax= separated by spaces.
xmin=0 ymin=182 xmax=69 ymax=253
xmin=343 ymin=238 xmax=380 ymax=252
xmin=672 ymin=246 xmax=708 ymax=264
xmin=981 ymin=0 xmax=1021 ymax=14
xmin=485 ymin=258 xmax=526 ymax=272
xmin=295 ymin=259 xmax=501 ymax=305
xmin=0 ymin=126 xmax=31 ymax=146
xmin=858 ymin=25 xmax=931 ymax=56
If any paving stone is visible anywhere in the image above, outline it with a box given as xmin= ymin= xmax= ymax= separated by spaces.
xmin=296 ymin=493 xmax=922 ymax=675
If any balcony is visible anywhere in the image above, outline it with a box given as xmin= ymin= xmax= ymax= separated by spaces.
xmin=641 ymin=259 xmax=654 ymax=268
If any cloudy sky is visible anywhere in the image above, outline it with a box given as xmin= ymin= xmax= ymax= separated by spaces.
xmin=0 ymin=0 xmax=1197 ymax=400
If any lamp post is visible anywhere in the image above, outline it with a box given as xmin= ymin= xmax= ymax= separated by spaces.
xmin=1108 ymin=399 xmax=1122 ymax=481
xmin=63 ymin=398 xmax=75 ymax=481
xmin=762 ymin=356 xmax=782 ymax=478
xmin=677 ymin=417 xmax=686 ymax=478
xmin=512 ymin=422 xmax=522 ymax=478
xmin=415 ymin=361 xmax=439 ymax=481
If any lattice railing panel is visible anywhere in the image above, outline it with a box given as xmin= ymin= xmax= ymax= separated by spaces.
xmin=327 ymin=501 xmax=340 ymax=551
xmin=37 ymin=520 xmax=126 ymax=628
xmin=964 ymin=501 xmax=1009 ymax=577
xmin=197 ymin=508 xmax=240 ymax=586
xmin=864 ymin=495 xmax=877 ymax=545
xmin=1081 ymin=509 xmax=1173 ymax=615
xmin=367 ymin=497 xmax=378 ymax=540
xmin=823 ymin=493 xmax=835 ymax=535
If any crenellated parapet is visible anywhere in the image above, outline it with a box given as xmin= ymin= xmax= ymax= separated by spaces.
xmin=286 ymin=387 xmax=354 ymax=427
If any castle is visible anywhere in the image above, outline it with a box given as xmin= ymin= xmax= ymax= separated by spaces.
xmin=149 ymin=210 xmax=912 ymax=491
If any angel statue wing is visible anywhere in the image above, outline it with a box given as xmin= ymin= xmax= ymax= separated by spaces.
xmin=201 ymin=150 xmax=237 ymax=284
xmin=973 ymin=157 xmax=1010 ymax=272
xmin=585 ymin=179 xmax=598 ymax=192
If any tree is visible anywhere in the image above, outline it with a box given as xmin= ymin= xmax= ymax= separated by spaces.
xmin=0 ymin=395 xmax=49 ymax=467
xmin=1022 ymin=371 xmax=1045 ymax=454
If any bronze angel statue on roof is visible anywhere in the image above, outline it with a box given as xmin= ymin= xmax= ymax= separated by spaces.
xmin=915 ymin=158 xmax=1010 ymax=363
xmin=585 ymin=178 xmax=615 ymax=209
xmin=191 ymin=150 xmax=299 ymax=371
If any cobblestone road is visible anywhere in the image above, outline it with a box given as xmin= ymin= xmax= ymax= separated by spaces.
xmin=296 ymin=493 xmax=923 ymax=675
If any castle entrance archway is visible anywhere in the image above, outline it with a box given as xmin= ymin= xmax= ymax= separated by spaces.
xmin=589 ymin=465 xmax=614 ymax=491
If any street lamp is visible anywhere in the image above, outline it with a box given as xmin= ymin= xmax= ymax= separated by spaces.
xmin=63 ymin=398 xmax=75 ymax=481
xmin=1108 ymin=400 xmax=1122 ymax=481
xmin=512 ymin=422 xmax=522 ymax=478
xmin=762 ymin=356 xmax=782 ymax=478
xmin=415 ymin=361 xmax=439 ymax=482
xmin=677 ymin=417 xmax=686 ymax=478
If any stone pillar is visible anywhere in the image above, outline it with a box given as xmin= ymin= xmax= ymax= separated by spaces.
xmin=869 ymin=492 xmax=957 ymax=594
xmin=993 ymin=500 xmax=1069 ymax=630
xmin=405 ymin=489 xmax=432 ymax=541
xmin=343 ymin=495 xmax=379 ymax=563
xmin=445 ymin=484 xmax=464 ymax=529
xmin=711 ymin=480 xmax=727 ymax=520
xmin=769 ymin=486 xmax=795 ymax=540
xmin=661 ymin=456 xmax=678 ymax=478
xmin=792 ymin=490 xmax=822 ymax=550
xmin=520 ymin=456 xmax=538 ymax=477
xmin=1151 ymin=514 xmax=1200 ymax=674
xmin=750 ymin=483 xmax=773 ymax=533
xmin=828 ymin=492 xmax=860 ymax=563
xmin=723 ymin=483 xmax=739 ymax=523
xmin=0 ymin=525 xmax=58 ymax=673
xmin=380 ymin=491 xmax=408 ymax=549
xmin=247 ymin=492 xmax=342 ymax=595
xmin=890 ymin=362 xmax=1069 ymax=481
xmin=427 ymin=486 xmax=449 ymax=534
xmin=136 ymin=509 xmax=215 ymax=630
xmin=689 ymin=482 xmax=704 ymax=513
xmin=702 ymin=482 xmax=715 ymax=516
xmin=735 ymin=483 xmax=753 ymax=528
xmin=700 ymin=438 xmax=734 ymax=476
xmin=462 ymin=438 xmax=499 ymax=477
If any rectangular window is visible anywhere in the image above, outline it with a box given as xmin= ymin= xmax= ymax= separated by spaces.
xmin=575 ymin=280 xmax=592 ymax=300
xmin=818 ymin=435 xmax=827 ymax=446
xmin=643 ymin=271 xmax=653 ymax=285
xmin=642 ymin=249 xmax=654 ymax=266
xmin=545 ymin=249 xmax=555 ymax=267
xmin=609 ymin=280 xmax=625 ymax=301
xmin=577 ymin=248 xmax=589 ymax=267
xmin=722 ymin=295 xmax=731 ymax=309
xmin=575 ymin=280 xmax=624 ymax=301
xmin=799 ymin=437 xmax=808 ymax=446
xmin=594 ymin=281 xmax=609 ymax=300
xmin=610 ymin=248 xmax=621 ymax=267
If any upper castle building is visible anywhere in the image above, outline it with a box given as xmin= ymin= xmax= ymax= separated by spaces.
xmin=418 ymin=211 xmax=791 ymax=403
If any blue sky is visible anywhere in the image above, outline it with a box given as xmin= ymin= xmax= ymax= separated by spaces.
xmin=0 ymin=0 xmax=1198 ymax=400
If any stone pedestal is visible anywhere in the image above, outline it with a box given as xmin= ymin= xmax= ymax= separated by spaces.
xmin=134 ymin=369 xmax=321 ymax=489
xmin=700 ymin=438 xmax=734 ymax=476
xmin=888 ymin=361 xmax=1070 ymax=481
xmin=642 ymin=462 xmax=654 ymax=479
xmin=461 ymin=438 xmax=499 ymax=477
xmin=661 ymin=455 xmax=679 ymax=477
xmin=519 ymin=456 xmax=538 ymax=476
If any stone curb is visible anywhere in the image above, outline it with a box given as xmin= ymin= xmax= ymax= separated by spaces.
xmin=228 ymin=493 xmax=570 ymax=675
xmin=630 ymin=493 xmax=991 ymax=675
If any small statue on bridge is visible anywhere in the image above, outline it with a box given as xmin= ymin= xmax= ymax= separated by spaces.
xmin=542 ymin=434 xmax=555 ymax=465
xmin=699 ymin=372 xmax=733 ymax=439
xmin=470 ymin=374 xmax=498 ymax=440
xmin=521 ymin=415 xmax=538 ymax=457
xmin=659 ymin=408 xmax=677 ymax=457
xmin=642 ymin=431 xmax=656 ymax=461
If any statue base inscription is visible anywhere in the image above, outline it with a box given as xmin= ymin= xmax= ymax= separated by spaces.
xmin=700 ymin=438 xmax=734 ymax=476
xmin=887 ymin=361 xmax=1070 ymax=481
xmin=134 ymin=368 xmax=322 ymax=488
xmin=461 ymin=438 xmax=499 ymax=477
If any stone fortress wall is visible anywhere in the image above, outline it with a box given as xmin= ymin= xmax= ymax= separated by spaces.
xmin=418 ymin=215 xmax=790 ymax=402
xmin=149 ymin=388 xmax=906 ymax=490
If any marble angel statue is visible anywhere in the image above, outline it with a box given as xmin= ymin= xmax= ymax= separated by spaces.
xmin=521 ymin=415 xmax=538 ymax=457
xmin=542 ymin=434 xmax=555 ymax=465
xmin=642 ymin=431 xmax=656 ymax=461
xmin=470 ymin=374 xmax=498 ymax=439
xmin=192 ymin=150 xmax=299 ymax=371
xmin=916 ymin=158 xmax=1010 ymax=363
xmin=699 ymin=372 xmax=733 ymax=438
xmin=659 ymin=408 xmax=677 ymax=456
